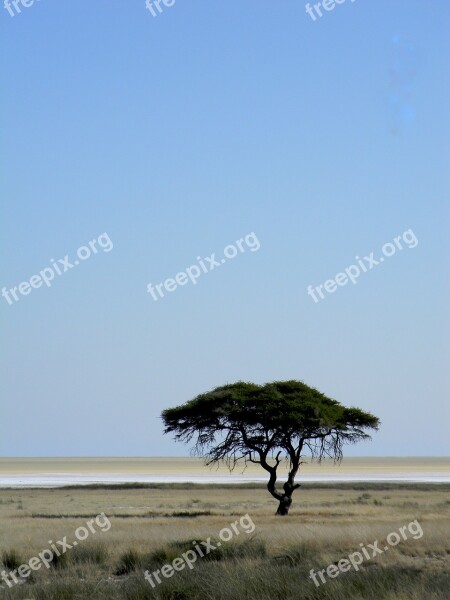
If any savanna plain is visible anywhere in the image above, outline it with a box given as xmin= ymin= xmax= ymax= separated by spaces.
xmin=0 ymin=482 xmax=449 ymax=600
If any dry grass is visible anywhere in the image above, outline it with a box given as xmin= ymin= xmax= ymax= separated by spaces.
xmin=0 ymin=483 xmax=449 ymax=599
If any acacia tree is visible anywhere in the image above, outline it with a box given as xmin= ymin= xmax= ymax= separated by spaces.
xmin=162 ymin=381 xmax=380 ymax=515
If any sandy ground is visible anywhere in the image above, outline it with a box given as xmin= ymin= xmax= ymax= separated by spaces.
xmin=1 ymin=457 xmax=449 ymax=486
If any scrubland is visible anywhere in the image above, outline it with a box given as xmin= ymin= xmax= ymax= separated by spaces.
xmin=0 ymin=483 xmax=448 ymax=599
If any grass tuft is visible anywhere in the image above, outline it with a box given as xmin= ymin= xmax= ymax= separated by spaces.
xmin=115 ymin=549 xmax=142 ymax=575
xmin=72 ymin=543 xmax=109 ymax=565
xmin=1 ymin=548 xmax=22 ymax=570
xmin=274 ymin=541 xmax=320 ymax=566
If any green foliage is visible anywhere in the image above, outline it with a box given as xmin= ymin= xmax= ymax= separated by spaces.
xmin=162 ymin=380 xmax=380 ymax=465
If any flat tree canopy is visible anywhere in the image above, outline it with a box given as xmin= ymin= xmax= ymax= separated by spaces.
xmin=162 ymin=380 xmax=380 ymax=515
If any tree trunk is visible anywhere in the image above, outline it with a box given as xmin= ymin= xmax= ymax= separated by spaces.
xmin=275 ymin=481 xmax=300 ymax=516
xmin=263 ymin=458 xmax=301 ymax=516
xmin=276 ymin=494 xmax=292 ymax=516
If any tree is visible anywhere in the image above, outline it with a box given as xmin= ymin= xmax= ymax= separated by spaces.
xmin=161 ymin=380 xmax=380 ymax=515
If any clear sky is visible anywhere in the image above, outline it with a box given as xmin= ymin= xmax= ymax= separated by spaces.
xmin=1 ymin=0 xmax=449 ymax=457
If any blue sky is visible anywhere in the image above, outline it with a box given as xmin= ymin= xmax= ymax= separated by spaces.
xmin=1 ymin=0 xmax=449 ymax=457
